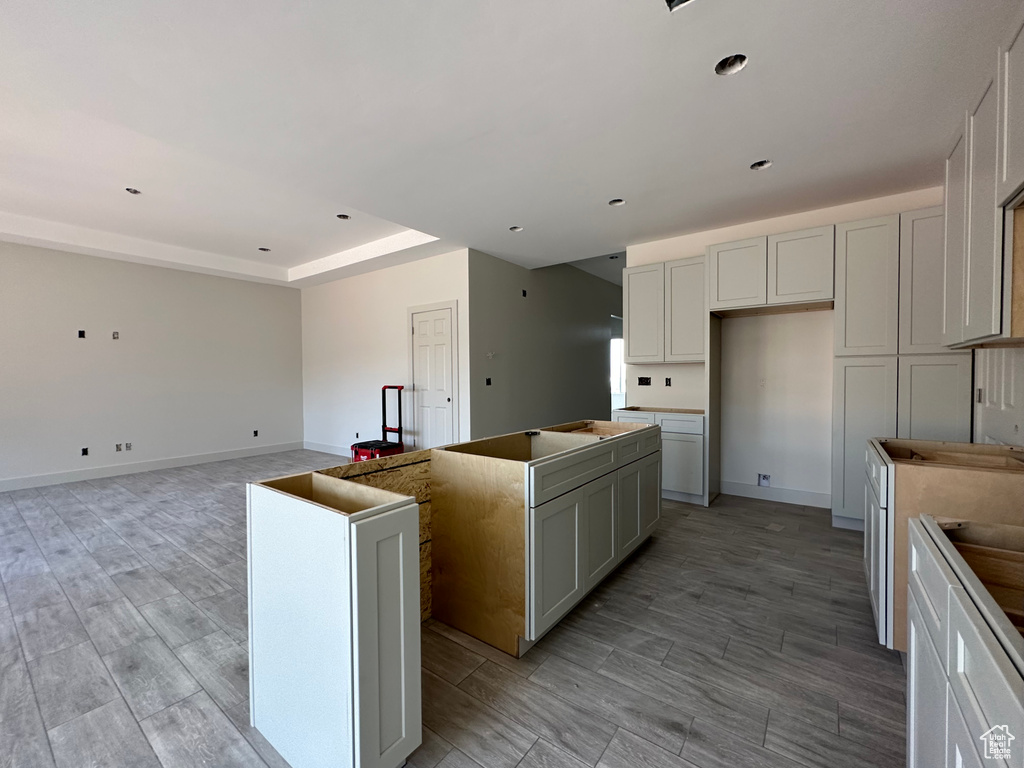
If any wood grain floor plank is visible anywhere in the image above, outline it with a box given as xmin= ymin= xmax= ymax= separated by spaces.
xmin=764 ymin=710 xmax=903 ymax=768
xmin=103 ymin=636 xmax=201 ymax=719
xmin=421 ymin=625 xmax=486 ymax=684
xmin=140 ymin=690 xmax=263 ymax=768
xmin=47 ymin=698 xmax=159 ymax=768
xmin=27 ymin=641 xmax=119 ymax=729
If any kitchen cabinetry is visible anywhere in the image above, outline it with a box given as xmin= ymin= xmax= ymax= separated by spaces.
xmin=906 ymin=516 xmax=1024 ymax=766
xmin=612 ymin=408 xmax=705 ymax=502
xmin=623 ymin=264 xmax=664 ymax=363
xmin=998 ymin=13 xmax=1024 ymax=204
xmin=708 ymin=237 xmax=767 ymax=310
xmin=767 ymin=226 xmax=835 ymax=305
xmin=835 ymin=216 xmax=900 ymax=356
xmin=248 ymin=473 xmax=421 ymax=768
xmin=899 ymin=207 xmax=947 ymax=354
xmin=896 ymin=354 xmax=973 ymax=441
xmin=831 ymin=357 xmax=897 ymax=527
xmin=665 ymin=256 xmax=705 ymax=362
xmin=944 ymin=126 xmax=969 ymax=346
xmin=708 ymin=228 xmax=834 ymax=312
xmin=431 ymin=421 xmax=661 ymax=656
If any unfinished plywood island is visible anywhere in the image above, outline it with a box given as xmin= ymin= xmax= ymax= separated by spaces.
xmin=430 ymin=420 xmax=661 ymax=656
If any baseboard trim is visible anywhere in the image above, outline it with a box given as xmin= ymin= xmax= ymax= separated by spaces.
xmin=662 ymin=490 xmax=705 ymax=506
xmin=832 ymin=515 xmax=865 ymax=532
xmin=302 ymin=442 xmax=353 ymax=460
xmin=0 ymin=442 xmax=304 ymax=492
xmin=719 ymin=481 xmax=830 ymax=509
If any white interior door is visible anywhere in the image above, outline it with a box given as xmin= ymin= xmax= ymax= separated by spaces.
xmin=411 ymin=306 xmax=455 ymax=449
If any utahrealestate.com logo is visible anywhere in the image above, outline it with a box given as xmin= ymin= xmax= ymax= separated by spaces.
xmin=980 ymin=725 xmax=1014 ymax=760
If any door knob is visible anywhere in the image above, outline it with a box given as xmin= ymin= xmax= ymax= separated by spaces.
xmin=447 ymin=397 xmax=451 ymax=402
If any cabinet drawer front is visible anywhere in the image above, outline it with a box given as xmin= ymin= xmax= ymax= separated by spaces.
xmin=864 ymin=440 xmax=888 ymax=509
xmin=613 ymin=412 xmax=655 ymax=424
xmin=613 ymin=427 xmax=660 ymax=467
xmin=946 ymin=685 xmax=987 ymax=768
xmin=530 ymin=443 xmax=617 ymax=507
xmin=947 ymin=586 xmax=1024 ymax=757
xmin=657 ymin=414 xmax=703 ymax=435
xmin=908 ymin=519 xmax=957 ymax=664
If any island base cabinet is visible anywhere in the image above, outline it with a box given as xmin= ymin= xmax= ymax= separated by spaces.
xmin=616 ymin=451 xmax=661 ymax=560
xmin=946 ymin=688 xmax=986 ymax=768
xmin=907 ymin=592 xmax=947 ymax=768
xmin=248 ymin=475 xmax=420 ymax=768
xmin=529 ymin=489 xmax=586 ymax=640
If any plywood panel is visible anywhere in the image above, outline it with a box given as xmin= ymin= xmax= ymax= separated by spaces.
xmin=430 ymin=449 xmax=526 ymax=656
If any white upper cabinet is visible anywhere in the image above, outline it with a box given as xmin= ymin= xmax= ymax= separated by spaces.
xmin=708 ymin=237 xmax=767 ymax=310
xmin=835 ymin=216 xmax=900 ymax=356
xmin=767 ymin=226 xmax=835 ymax=305
xmin=899 ymin=207 xmax=947 ymax=354
xmin=964 ymin=76 xmax=1003 ymax=342
xmin=943 ymin=122 xmax=969 ymax=346
xmin=664 ymin=256 xmax=705 ymax=362
xmin=622 ymin=263 xmax=664 ymax=363
xmin=997 ymin=12 xmax=1024 ymax=205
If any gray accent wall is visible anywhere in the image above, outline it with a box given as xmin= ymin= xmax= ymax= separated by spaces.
xmin=468 ymin=250 xmax=621 ymax=438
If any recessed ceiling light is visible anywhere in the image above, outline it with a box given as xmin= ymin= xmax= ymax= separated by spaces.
xmin=258 ymin=247 xmax=271 ymax=252
xmin=608 ymin=198 xmax=626 ymax=207
xmin=666 ymin=0 xmax=696 ymax=10
xmin=336 ymin=214 xmax=351 ymax=220
xmin=509 ymin=226 xmax=523 ymax=232
xmin=750 ymin=159 xmax=773 ymax=171
xmin=125 ymin=187 xmax=141 ymax=195
xmin=715 ymin=54 xmax=748 ymax=76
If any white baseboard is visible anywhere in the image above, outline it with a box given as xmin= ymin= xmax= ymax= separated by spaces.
xmin=719 ymin=481 xmax=830 ymax=509
xmin=302 ymin=442 xmax=353 ymax=460
xmin=0 ymin=442 xmax=304 ymax=492
xmin=832 ymin=515 xmax=865 ymax=531
xmin=662 ymin=490 xmax=706 ymax=507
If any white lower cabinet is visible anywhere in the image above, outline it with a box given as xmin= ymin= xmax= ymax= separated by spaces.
xmin=531 ymin=489 xmax=586 ymax=639
xmin=946 ymin=686 xmax=985 ymax=768
xmin=863 ymin=481 xmax=886 ymax=645
xmin=616 ymin=451 xmax=661 ymax=560
xmin=582 ymin=473 xmax=617 ymax=589
xmin=248 ymin=473 xmax=421 ymax=768
xmin=662 ymin=433 xmax=703 ymax=496
xmin=907 ymin=592 xmax=947 ymax=768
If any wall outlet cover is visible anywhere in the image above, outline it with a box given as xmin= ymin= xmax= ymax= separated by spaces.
xmin=638 ymin=377 xmax=652 ymax=386
xmin=253 ymin=430 xmax=259 ymax=437
xmin=758 ymin=474 xmax=770 ymax=487
xmin=665 ymin=378 xmax=671 ymax=386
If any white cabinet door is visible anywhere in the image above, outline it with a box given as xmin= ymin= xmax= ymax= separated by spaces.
xmin=907 ymin=594 xmax=949 ymax=768
xmin=999 ymin=12 xmax=1024 ymax=204
xmin=582 ymin=474 xmax=617 ymax=590
xmin=863 ymin=482 xmax=885 ymax=645
xmin=623 ymin=264 xmax=665 ymax=363
xmin=946 ymin=686 xmax=986 ymax=768
xmin=899 ymin=207 xmax=948 ymax=354
xmin=831 ymin=357 xmax=897 ymax=523
xmin=665 ymin=256 xmax=705 ymax=362
xmin=612 ymin=410 xmax=656 ymax=424
xmin=662 ymin=433 xmax=703 ymax=496
xmin=616 ymin=459 xmax=652 ymax=558
xmin=767 ymin=226 xmax=835 ymax=305
xmin=835 ymin=216 xmax=900 ymax=356
xmin=944 ymin=123 xmax=970 ymax=346
xmin=965 ymin=78 xmax=1003 ymax=342
xmin=638 ymin=451 xmax=661 ymax=539
xmin=708 ymin=237 xmax=767 ymax=310
xmin=351 ymin=506 xmax=422 ymax=768
xmin=530 ymin=488 xmax=585 ymax=639
xmin=897 ymin=354 xmax=974 ymax=442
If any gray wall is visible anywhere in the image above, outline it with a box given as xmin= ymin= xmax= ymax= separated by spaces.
xmin=468 ymin=250 xmax=621 ymax=438
xmin=0 ymin=242 xmax=304 ymax=489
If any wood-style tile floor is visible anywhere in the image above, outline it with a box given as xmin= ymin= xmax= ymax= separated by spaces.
xmin=0 ymin=452 xmax=905 ymax=768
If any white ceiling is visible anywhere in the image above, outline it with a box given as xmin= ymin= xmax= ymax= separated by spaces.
xmin=571 ymin=253 xmax=626 ymax=286
xmin=1 ymin=0 xmax=1020 ymax=283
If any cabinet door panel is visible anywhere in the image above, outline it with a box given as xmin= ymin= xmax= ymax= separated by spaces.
xmin=965 ymin=79 xmax=1003 ymax=342
xmin=616 ymin=461 xmax=643 ymax=558
xmin=899 ymin=207 xmax=948 ymax=354
xmin=907 ymin=594 xmax=947 ymax=768
xmin=708 ymin=237 xmax=767 ymax=310
xmin=832 ymin=357 xmax=897 ymax=523
xmin=623 ymin=264 xmax=665 ymax=363
xmin=662 ymin=434 xmax=703 ymax=496
xmin=665 ymin=256 xmax=705 ymax=362
xmin=835 ymin=216 xmax=900 ymax=356
xmin=999 ymin=13 xmax=1024 ymax=204
xmin=530 ymin=490 xmax=585 ymax=639
xmin=864 ymin=483 xmax=884 ymax=645
xmin=638 ymin=451 xmax=661 ymax=538
xmin=767 ymin=226 xmax=835 ymax=305
xmin=352 ymin=505 xmax=421 ymax=768
xmin=946 ymin=686 xmax=986 ymax=768
xmin=897 ymin=354 xmax=973 ymax=442
xmin=583 ymin=474 xmax=617 ymax=590
xmin=945 ymin=125 xmax=969 ymax=346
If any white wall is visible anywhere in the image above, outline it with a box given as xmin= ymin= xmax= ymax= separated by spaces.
xmin=469 ymin=252 xmax=622 ymax=437
xmin=624 ymin=364 xmax=705 ymax=410
xmin=0 ymin=241 xmax=304 ymax=490
xmin=301 ymin=249 xmax=470 ymax=454
xmin=719 ymin=312 xmax=834 ymax=506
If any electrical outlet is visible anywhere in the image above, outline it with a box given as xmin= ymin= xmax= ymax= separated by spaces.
xmin=355 ymin=433 xmax=359 ymax=439
xmin=115 ymin=444 xmax=122 ymax=452
xmin=253 ymin=430 xmax=259 ymax=437
xmin=112 ymin=331 xmax=119 ymax=340
xmin=78 ymin=330 xmax=85 ymax=338
xmin=638 ymin=377 xmax=652 ymax=386
xmin=665 ymin=377 xmax=671 ymax=386
xmin=758 ymin=473 xmax=770 ymax=487
xmin=81 ymin=447 xmax=88 ymax=456
xmin=125 ymin=443 xmax=132 ymax=451
xmin=486 ymin=377 xmax=492 ymax=386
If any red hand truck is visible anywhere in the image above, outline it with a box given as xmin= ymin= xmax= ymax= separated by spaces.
xmin=351 ymin=386 xmax=406 ymax=462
